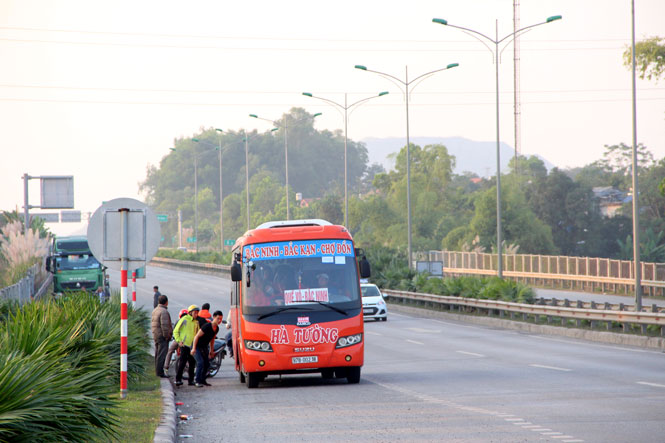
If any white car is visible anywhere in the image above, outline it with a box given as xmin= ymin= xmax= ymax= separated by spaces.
xmin=361 ymin=283 xmax=388 ymax=321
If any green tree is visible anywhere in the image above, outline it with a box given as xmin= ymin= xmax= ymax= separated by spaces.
xmin=469 ymin=185 xmax=556 ymax=254
xmin=623 ymin=36 xmax=665 ymax=82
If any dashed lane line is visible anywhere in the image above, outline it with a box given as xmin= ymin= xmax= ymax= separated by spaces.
xmin=456 ymin=350 xmax=485 ymax=357
xmin=405 ymin=339 xmax=424 ymax=345
xmin=366 ymin=378 xmax=583 ymax=442
xmin=529 ymin=364 xmax=572 ymax=372
xmin=637 ymin=381 xmax=665 ymax=388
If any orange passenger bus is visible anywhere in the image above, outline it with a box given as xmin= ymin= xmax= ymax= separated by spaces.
xmin=228 ymin=219 xmax=371 ymax=388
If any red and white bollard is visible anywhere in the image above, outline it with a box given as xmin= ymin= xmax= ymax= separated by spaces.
xmin=131 ymin=271 xmax=137 ymax=307
xmin=120 ymin=268 xmax=128 ymax=398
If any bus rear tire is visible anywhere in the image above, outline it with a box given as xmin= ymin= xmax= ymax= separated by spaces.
xmin=247 ymin=372 xmax=260 ymax=388
xmin=347 ymin=367 xmax=361 ymax=384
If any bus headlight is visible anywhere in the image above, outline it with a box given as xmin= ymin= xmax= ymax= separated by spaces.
xmin=244 ymin=340 xmax=273 ymax=352
xmin=335 ymin=333 xmax=363 ymax=349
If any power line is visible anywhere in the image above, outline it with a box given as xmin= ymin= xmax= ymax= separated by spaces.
xmin=0 ymin=25 xmax=632 ymax=44
xmin=0 ymin=96 xmax=662 ymax=106
xmin=1 ymin=83 xmax=661 ymax=95
xmin=0 ymin=37 xmax=626 ymax=52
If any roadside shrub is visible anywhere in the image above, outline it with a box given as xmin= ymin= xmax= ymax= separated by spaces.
xmin=0 ymin=292 xmax=150 ymax=441
xmin=0 ymin=221 xmax=50 ymax=287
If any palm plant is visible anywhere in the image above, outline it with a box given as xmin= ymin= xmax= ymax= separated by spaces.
xmin=0 ymin=292 xmax=150 ymax=441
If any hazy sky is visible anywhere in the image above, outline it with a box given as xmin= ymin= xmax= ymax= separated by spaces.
xmin=1 ymin=0 xmax=664 ymax=236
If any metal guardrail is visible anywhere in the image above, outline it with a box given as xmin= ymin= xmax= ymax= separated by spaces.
xmin=383 ymin=289 xmax=665 ymax=332
xmin=148 ymin=257 xmax=665 ymax=334
xmin=433 ymin=250 xmax=665 ymax=296
xmin=0 ymin=262 xmax=49 ymax=304
xmin=442 ymin=267 xmax=665 ymax=289
xmin=150 ymin=256 xmax=230 ymax=275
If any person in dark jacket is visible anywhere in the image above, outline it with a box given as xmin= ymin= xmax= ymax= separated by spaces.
xmin=150 ymin=295 xmax=173 ymax=378
xmin=152 ymin=286 xmax=161 ymax=308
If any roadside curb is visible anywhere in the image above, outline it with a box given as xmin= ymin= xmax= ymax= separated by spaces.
xmin=389 ymin=303 xmax=665 ymax=351
xmin=153 ymin=378 xmax=177 ymax=443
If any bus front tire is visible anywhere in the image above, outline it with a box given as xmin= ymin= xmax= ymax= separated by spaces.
xmin=239 ymin=370 xmax=246 ymax=384
xmin=247 ymin=372 xmax=260 ymax=388
xmin=347 ymin=367 xmax=361 ymax=384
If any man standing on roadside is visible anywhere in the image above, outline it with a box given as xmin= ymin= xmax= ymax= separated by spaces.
xmin=151 ymin=295 xmax=172 ymax=378
xmin=173 ymin=305 xmax=200 ymax=386
xmin=152 ymin=286 xmax=161 ymax=308
xmin=192 ymin=310 xmax=223 ymax=387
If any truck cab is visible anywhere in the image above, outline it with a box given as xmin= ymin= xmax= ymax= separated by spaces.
xmin=46 ymin=235 xmax=107 ymax=294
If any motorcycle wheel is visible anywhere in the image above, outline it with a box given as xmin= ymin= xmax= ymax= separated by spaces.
xmin=208 ymin=353 xmax=223 ymax=378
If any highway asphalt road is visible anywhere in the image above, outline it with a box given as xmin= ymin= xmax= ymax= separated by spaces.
xmin=109 ymin=266 xmax=665 ymax=442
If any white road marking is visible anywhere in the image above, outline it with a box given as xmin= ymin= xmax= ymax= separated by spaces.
xmin=406 ymin=339 xmax=424 ymax=345
xmin=365 ymin=331 xmax=382 ymax=336
xmin=366 ymin=378 xmax=581 ymax=442
xmin=637 ymin=381 xmax=665 ymax=388
xmin=405 ymin=327 xmax=441 ymax=333
xmin=561 ymin=440 xmax=585 ymax=442
xmin=456 ymin=350 xmax=485 ymax=357
xmin=529 ymin=364 xmax=572 ymax=372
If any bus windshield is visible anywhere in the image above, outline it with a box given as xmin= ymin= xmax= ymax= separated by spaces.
xmin=242 ymin=239 xmax=360 ymax=315
xmin=56 ymin=254 xmax=101 ymax=271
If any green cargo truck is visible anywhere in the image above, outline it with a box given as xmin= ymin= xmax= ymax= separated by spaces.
xmin=46 ymin=235 xmax=108 ymax=294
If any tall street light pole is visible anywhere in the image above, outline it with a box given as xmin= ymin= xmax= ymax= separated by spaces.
xmin=215 ymin=129 xmax=225 ymax=252
xmin=250 ymin=112 xmax=322 ymax=220
xmin=302 ymin=91 xmax=389 ymax=228
xmin=242 ymin=128 xmax=278 ymax=231
xmin=187 ymin=139 xmax=200 ymax=253
xmin=244 ymin=133 xmax=250 ymax=231
xmin=630 ymin=0 xmax=642 ymax=312
xmin=433 ymin=15 xmax=561 ymax=278
xmin=195 ymin=134 xmax=247 ymax=252
xmin=354 ymin=63 xmax=458 ymax=270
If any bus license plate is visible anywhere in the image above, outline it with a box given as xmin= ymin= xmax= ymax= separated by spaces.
xmin=292 ymin=356 xmax=318 ymax=364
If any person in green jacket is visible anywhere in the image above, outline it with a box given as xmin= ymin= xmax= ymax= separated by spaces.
xmin=173 ymin=304 xmax=200 ymax=386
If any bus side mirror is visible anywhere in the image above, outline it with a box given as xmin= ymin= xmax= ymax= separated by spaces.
xmin=231 ymin=262 xmax=242 ymax=282
xmin=45 ymin=256 xmax=52 ymax=273
xmin=359 ymin=256 xmax=371 ymax=279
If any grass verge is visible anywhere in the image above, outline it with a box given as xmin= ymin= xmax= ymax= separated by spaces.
xmin=108 ymin=357 xmax=163 ymax=443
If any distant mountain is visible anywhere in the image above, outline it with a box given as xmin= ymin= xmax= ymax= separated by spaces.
xmin=361 ymin=136 xmax=555 ymax=177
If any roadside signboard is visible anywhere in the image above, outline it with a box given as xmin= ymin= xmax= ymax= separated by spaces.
xmin=187 ymin=236 xmax=196 ymax=243
xmin=87 ymin=198 xmax=160 ymax=272
xmin=40 ymin=176 xmax=74 ymax=209
xmin=31 ymin=213 xmax=59 ymax=223
xmin=224 ymin=239 xmax=235 ymax=246
xmin=60 ymin=210 xmax=82 ymax=223
xmin=156 ymin=214 xmax=168 ymax=222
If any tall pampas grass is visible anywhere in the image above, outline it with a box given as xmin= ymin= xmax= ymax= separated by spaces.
xmin=0 ymin=221 xmax=51 ymax=287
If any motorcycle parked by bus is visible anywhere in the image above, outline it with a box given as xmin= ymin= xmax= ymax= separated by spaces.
xmin=168 ymin=334 xmax=227 ymax=378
